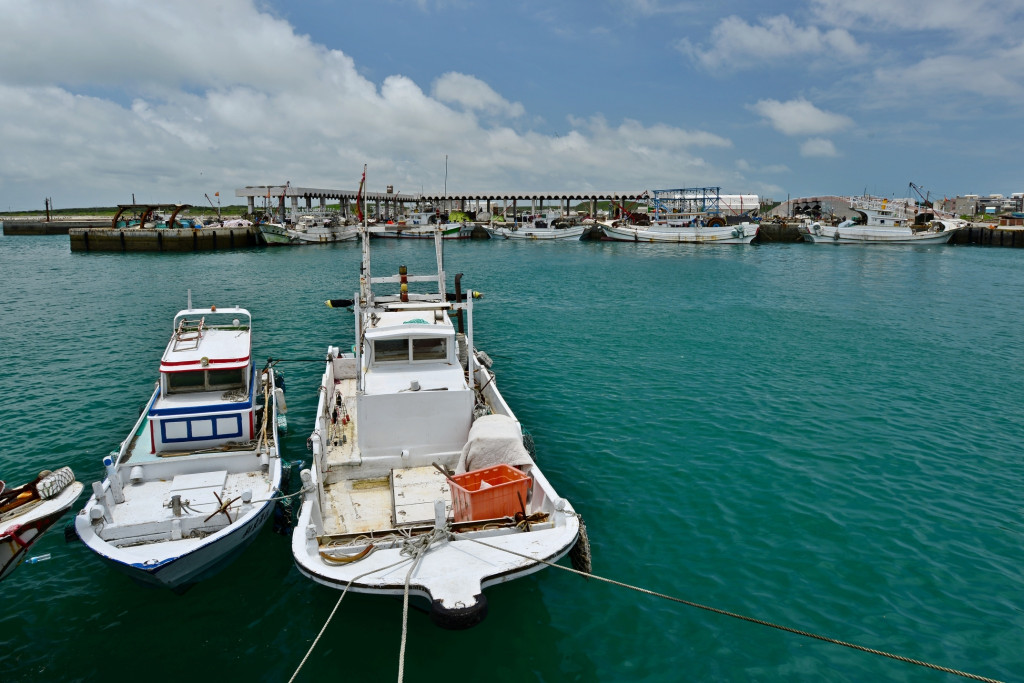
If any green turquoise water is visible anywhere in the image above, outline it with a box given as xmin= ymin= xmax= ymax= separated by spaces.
xmin=1 ymin=233 xmax=1022 ymax=682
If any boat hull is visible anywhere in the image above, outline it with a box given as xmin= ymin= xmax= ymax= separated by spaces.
xmin=371 ymin=224 xmax=472 ymax=239
xmin=287 ymin=226 xmax=359 ymax=244
xmin=798 ymin=223 xmax=958 ymax=244
xmin=257 ymin=223 xmax=293 ymax=245
xmin=486 ymin=225 xmax=585 ymax=240
xmin=601 ymin=222 xmax=758 ymax=243
xmin=75 ymin=497 xmax=277 ymax=589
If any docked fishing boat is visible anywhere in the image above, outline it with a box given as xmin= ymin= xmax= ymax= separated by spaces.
xmin=372 ymin=212 xmax=474 ymax=239
xmin=798 ymin=196 xmax=961 ymax=244
xmin=75 ymin=298 xmax=284 ymax=589
xmin=1 ymin=468 xmax=83 ymax=581
xmin=256 ymin=220 xmax=292 ymax=245
xmin=257 ymin=214 xmax=358 ymax=246
xmin=287 ymin=214 xmax=359 ymax=244
xmin=485 ymin=213 xmax=585 ymax=240
xmin=600 ymin=218 xmax=758 ymax=243
xmin=292 ymin=228 xmax=585 ymax=629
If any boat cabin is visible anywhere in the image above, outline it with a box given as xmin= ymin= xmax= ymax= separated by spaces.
xmin=357 ymin=308 xmax=473 ymax=460
xmin=146 ymin=308 xmax=256 ymax=454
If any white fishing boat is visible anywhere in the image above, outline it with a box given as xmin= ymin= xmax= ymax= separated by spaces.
xmin=1 ymin=467 xmax=83 ymax=581
xmin=798 ymin=196 xmax=961 ymax=244
xmin=292 ymin=226 xmax=586 ymax=629
xmin=287 ymin=214 xmax=359 ymax=244
xmin=75 ymin=298 xmax=284 ymax=589
xmin=371 ymin=211 xmax=474 ymax=239
xmin=485 ymin=213 xmax=585 ymax=240
xmin=258 ymin=213 xmax=358 ymax=245
xmin=600 ymin=218 xmax=758 ymax=243
xmin=256 ymin=221 xmax=292 ymax=245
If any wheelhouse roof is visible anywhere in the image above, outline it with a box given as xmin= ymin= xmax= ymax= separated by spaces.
xmin=160 ymin=307 xmax=252 ymax=373
xmin=364 ymin=310 xmax=455 ymax=340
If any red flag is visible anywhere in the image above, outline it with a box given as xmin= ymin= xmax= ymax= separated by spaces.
xmin=355 ymin=167 xmax=366 ymax=223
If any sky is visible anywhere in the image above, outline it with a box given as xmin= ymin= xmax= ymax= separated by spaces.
xmin=2 ymin=0 xmax=1023 ymax=211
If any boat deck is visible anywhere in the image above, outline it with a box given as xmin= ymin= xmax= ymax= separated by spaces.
xmin=324 ymin=378 xmax=360 ymax=467
xmin=101 ymin=467 xmax=274 ymax=544
xmin=321 ymin=465 xmax=452 ymax=536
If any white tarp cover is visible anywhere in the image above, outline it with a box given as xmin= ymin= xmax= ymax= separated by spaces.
xmin=455 ymin=414 xmax=534 ymax=474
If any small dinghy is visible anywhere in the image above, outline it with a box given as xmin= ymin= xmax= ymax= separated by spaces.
xmin=75 ymin=297 xmax=284 ymax=589
xmin=1 ymin=467 xmax=83 ymax=581
xmin=292 ymin=220 xmax=584 ymax=629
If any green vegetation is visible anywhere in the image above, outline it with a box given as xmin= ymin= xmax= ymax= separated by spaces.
xmin=1 ymin=204 xmax=250 ymax=218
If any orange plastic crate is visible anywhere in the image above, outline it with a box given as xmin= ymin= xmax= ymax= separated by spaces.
xmin=450 ymin=464 xmax=531 ymax=522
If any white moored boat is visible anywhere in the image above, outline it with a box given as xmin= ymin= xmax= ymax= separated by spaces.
xmin=371 ymin=212 xmax=474 ymax=240
xmin=798 ymin=195 xmax=962 ymax=244
xmin=75 ymin=298 xmax=284 ymax=589
xmin=600 ymin=219 xmax=758 ymax=243
xmin=258 ymin=213 xmax=358 ymax=246
xmin=485 ymin=213 xmax=585 ymax=240
xmin=1 ymin=467 xmax=84 ymax=581
xmin=292 ymin=227 xmax=585 ymax=629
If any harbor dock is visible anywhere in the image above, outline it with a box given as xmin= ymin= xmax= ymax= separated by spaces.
xmin=3 ymin=218 xmax=109 ymax=235
xmin=68 ymin=225 xmax=260 ymax=252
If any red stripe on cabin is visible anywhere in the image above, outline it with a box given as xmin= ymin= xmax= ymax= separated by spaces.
xmin=161 ymin=355 xmax=250 ymax=367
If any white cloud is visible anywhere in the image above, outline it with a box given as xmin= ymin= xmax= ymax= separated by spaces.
xmin=432 ymin=73 xmax=525 ymax=117
xmin=678 ymin=15 xmax=865 ymax=70
xmin=800 ymin=138 xmax=839 ymax=157
xmin=811 ymin=0 xmax=1018 ymax=37
xmin=750 ymin=98 xmax=853 ymax=136
xmin=0 ymin=0 xmax=741 ymax=207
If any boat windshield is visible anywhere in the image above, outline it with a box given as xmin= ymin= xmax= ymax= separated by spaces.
xmin=373 ymin=337 xmax=448 ymax=363
xmin=166 ymin=368 xmax=247 ymax=394
xmin=412 ymin=337 xmax=446 ymax=361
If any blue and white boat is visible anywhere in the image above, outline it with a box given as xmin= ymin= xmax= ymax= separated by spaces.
xmin=75 ymin=297 xmax=284 ymax=589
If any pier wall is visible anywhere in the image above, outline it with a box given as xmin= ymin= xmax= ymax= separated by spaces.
xmin=69 ymin=227 xmax=260 ymax=252
xmin=3 ymin=218 xmax=109 ymax=235
xmin=952 ymin=226 xmax=1024 ymax=247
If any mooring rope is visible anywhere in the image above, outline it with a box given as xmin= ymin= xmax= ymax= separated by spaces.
xmin=288 ymin=527 xmax=448 ymax=683
xmin=287 ymin=555 xmax=412 ymax=683
xmin=452 ymin=532 xmax=1005 ymax=683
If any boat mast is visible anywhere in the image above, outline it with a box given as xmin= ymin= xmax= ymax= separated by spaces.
xmin=434 ymin=227 xmax=445 ymax=295
xmin=358 ymin=164 xmax=371 ymax=309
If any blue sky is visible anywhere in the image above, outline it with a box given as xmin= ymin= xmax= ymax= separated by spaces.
xmin=1 ymin=0 xmax=1022 ymax=210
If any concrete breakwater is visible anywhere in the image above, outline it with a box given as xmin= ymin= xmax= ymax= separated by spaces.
xmin=3 ymin=218 xmax=110 ymax=235
xmin=953 ymin=225 xmax=1024 ymax=247
xmin=69 ymin=226 xmax=260 ymax=252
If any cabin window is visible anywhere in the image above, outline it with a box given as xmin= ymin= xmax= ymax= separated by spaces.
xmin=412 ymin=337 xmax=447 ymax=361
xmin=166 ymin=368 xmax=247 ymax=394
xmin=372 ymin=337 xmax=450 ymax=363
xmin=374 ymin=339 xmax=409 ymax=362
xmin=167 ymin=371 xmax=206 ymax=393
xmin=208 ymin=368 xmax=246 ymax=390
